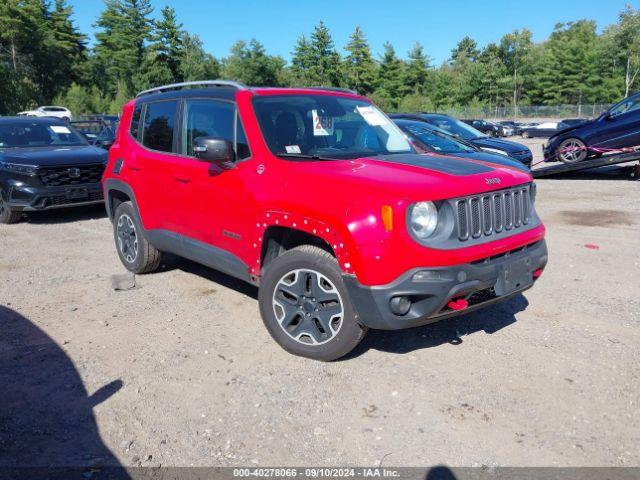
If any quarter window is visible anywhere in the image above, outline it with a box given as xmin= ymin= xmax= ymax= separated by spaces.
xmin=130 ymin=104 xmax=142 ymax=140
xmin=142 ymin=100 xmax=178 ymax=152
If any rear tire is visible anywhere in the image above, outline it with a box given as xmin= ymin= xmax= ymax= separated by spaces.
xmin=259 ymin=245 xmax=367 ymax=361
xmin=522 ymin=131 xmax=530 ymax=139
xmin=0 ymin=190 xmax=22 ymax=224
xmin=113 ymin=201 xmax=161 ymax=274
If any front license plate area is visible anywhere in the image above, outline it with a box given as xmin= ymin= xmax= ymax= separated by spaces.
xmin=66 ymin=187 xmax=88 ymax=200
xmin=495 ymin=258 xmax=533 ymax=296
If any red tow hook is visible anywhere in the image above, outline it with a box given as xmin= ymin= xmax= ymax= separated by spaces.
xmin=447 ymin=298 xmax=469 ymax=311
xmin=533 ymin=268 xmax=544 ymax=279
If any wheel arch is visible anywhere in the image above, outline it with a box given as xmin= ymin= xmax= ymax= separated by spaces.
xmin=253 ymin=211 xmax=354 ymax=278
xmin=104 ymin=179 xmax=139 ymax=222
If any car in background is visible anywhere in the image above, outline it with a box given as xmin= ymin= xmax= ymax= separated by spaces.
xmin=393 ymin=117 xmax=530 ymax=170
xmin=544 ymin=92 xmax=640 ymax=163
xmin=392 ymin=113 xmax=533 ymax=166
xmin=557 ymin=118 xmax=589 ymax=130
xmin=498 ymin=121 xmax=523 ymax=136
xmin=521 ymin=122 xmax=559 ymax=138
xmin=0 ymin=117 xmax=107 ymax=223
xmin=71 ymin=117 xmax=118 ymax=150
xmin=17 ymin=106 xmax=73 ymax=122
xmin=461 ymin=119 xmax=503 ymax=137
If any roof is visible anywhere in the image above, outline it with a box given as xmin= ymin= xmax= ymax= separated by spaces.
xmin=0 ymin=116 xmax=68 ymax=125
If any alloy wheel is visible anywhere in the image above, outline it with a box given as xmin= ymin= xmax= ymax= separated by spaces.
xmin=558 ymin=138 xmax=587 ymax=163
xmin=272 ymin=269 xmax=344 ymax=345
xmin=117 ymin=214 xmax=139 ymax=263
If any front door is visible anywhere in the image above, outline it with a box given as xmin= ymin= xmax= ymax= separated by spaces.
xmin=170 ymin=98 xmax=255 ymax=261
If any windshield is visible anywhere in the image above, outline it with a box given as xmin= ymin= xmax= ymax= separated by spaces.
xmin=427 ymin=117 xmax=486 ymax=141
xmin=400 ymin=123 xmax=475 ymax=154
xmin=253 ymin=95 xmax=413 ymax=159
xmin=0 ymin=122 xmax=87 ymax=148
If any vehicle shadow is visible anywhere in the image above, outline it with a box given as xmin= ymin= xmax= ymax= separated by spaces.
xmin=0 ymin=305 xmax=127 ymax=473
xmin=345 ymin=294 xmax=528 ymax=359
xmin=22 ymin=204 xmax=107 ymax=224
xmin=158 ymin=253 xmax=259 ymax=300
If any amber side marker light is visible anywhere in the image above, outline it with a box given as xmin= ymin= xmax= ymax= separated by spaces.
xmin=381 ymin=205 xmax=393 ymax=232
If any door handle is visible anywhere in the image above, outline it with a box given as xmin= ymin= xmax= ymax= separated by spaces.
xmin=173 ymin=175 xmax=190 ymax=183
xmin=128 ymin=164 xmax=141 ymax=172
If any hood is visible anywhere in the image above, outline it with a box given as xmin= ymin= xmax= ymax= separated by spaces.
xmin=295 ymin=153 xmax=532 ymax=203
xmin=470 ymin=137 xmax=530 ymax=153
xmin=443 ymin=151 xmax=530 ymax=171
xmin=0 ymin=145 xmax=107 ymax=167
xmin=553 ymin=120 xmax=593 ymax=138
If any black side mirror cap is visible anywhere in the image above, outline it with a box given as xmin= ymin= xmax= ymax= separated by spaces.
xmin=193 ymin=137 xmax=235 ymax=163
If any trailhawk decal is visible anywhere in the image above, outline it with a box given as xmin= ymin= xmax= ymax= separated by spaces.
xmin=371 ymin=153 xmax=495 ymax=175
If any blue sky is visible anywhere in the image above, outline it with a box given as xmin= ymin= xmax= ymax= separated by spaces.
xmin=67 ymin=0 xmax=629 ymax=65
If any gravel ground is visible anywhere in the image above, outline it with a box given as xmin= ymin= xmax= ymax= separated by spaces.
xmin=1 ymin=138 xmax=639 ymax=468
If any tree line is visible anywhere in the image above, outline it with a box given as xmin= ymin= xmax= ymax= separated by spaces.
xmin=0 ymin=0 xmax=638 ymax=116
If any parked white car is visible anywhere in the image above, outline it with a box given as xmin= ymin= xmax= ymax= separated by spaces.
xmin=17 ymin=106 xmax=73 ymax=122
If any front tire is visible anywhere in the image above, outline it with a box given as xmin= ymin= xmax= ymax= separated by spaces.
xmin=557 ymin=138 xmax=588 ymax=163
xmin=113 ymin=201 xmax=161 ymax=274
xmin=0 ymin=190 xmax=22 ymax=224
xmin=259 ymin=245 xmax=367 ymax=361
xmin=522 ymin=131 xmax=530 ymax=139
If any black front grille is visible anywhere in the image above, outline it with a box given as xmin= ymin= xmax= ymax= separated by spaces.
xmin=455 ymin=185 xmax=532 ymax=241
xmin=38 ymin=164 xmax=105 ymax=187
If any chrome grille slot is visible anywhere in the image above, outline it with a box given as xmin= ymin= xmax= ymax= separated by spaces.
xmin=454 ymin=184 xmax=533 ymax=242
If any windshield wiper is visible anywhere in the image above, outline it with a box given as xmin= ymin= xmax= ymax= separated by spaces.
xmin=276 ymin=153 xmax=335 ymax=161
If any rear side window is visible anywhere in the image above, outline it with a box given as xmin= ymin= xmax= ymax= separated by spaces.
xmin=130 ymin=104 xmax=142 ymax=139
xmin=142 ymin=101 xmax=178 ymax=153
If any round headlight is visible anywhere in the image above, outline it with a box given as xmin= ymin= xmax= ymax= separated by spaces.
xmin=409 ymin=201 xmax=438 ymax=240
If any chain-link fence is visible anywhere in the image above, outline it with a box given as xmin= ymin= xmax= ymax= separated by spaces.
xmin=436 ymin=104 xmax=612 ymax=120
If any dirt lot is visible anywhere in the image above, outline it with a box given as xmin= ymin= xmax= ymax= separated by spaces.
xmin=1 ymin=138 xmax=639 ymax=468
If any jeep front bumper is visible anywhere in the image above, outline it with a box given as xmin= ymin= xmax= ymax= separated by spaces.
xmin=343 ymin=239 xmax=548 ymax=330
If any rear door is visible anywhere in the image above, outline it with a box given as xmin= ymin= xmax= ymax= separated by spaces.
xmin=134 ymin=99 xmax=181 ymax=232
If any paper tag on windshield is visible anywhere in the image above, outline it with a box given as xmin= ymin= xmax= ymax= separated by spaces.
xmin=356 ymin=105 xmax=388 ymax=126
xmin=50 ymin=125 xmax=71 ymax=134
xmin=312 ymin=110 xmax=334 ymax=136
xmin=285 ymin=145 xmax=301 ymax=154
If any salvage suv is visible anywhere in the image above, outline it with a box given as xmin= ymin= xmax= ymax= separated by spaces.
xmin=103 ymin=80 xmax=548 ymax=361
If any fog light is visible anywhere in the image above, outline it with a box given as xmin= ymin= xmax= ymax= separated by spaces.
xmin=389 ymin=296 xmax=411 ymax=316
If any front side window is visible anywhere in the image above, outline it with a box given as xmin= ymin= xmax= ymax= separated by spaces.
xmin=142 ymin=100 xmax=178 ymax=152
xmin=0 ymin=122 xmax=87 ymax=148
xmin=609 ymin=94 xmax=640 ymax=116
xmin=182 ymin=99 xmax=250 ymax=160
xmin=253 ymin=95 xmax=413 ymax=160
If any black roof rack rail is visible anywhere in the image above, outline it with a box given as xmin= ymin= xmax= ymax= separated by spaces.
xmin=136 ymin=80 xmax=248 ymax=98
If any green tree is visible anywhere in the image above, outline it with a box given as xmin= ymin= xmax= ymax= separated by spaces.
xmin=308 ymin=21 xmax=342 ymax=86
xmin=499 ymin=29 xmax=534 ymax=114
xmin=602 ymin=5 xmax=640 ymax=97
xmin=223 ymin=39 xmax=285 ymax=86
xmin=372 ymin=42 xmax=405 ymax=110
xmin=179 ymin=33 xmax=220 ymax=81
xmin=343 ymin=26 xmax=377 ymax=94
xmin=450 ymin=36 xmax=480 ymax=64
xmin=403 ymin=42 xmax=431 ymax=94
xmin=94 ymin=0 xmax=154 ymax=94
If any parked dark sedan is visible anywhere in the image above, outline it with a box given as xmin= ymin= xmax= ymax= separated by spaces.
xmin=0 ymin=117 xmax=107 ymax=223
xmin=461 ymin=119 xmax=503 ymax=137
xmin=498 ymin=121 xmax=523 ymax=136
xmin=521 ymin=122 xmax=561 ymax=138
xmin=393 ymin=118 xmax=529 ymax=171
xmin=391 ymin=113 xmax=533 ymax=166
xmin=544 ymin=93 xmax=640 ymax=162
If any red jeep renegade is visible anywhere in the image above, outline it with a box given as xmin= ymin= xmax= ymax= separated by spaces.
xmin=103 ymin=80 xmax=547 ymax=361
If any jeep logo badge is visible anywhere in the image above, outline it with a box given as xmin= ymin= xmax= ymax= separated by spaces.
xmin=485 ymin=177 xmax=501 ymax=185
xmin=68 ymin=167 xmax=81 ymax=178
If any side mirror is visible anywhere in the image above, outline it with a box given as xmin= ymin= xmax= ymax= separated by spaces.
xmin=193 ymin=137 xmax=234 ymax=163
xmin=602 ymin=112 xmax=613 ymax=121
